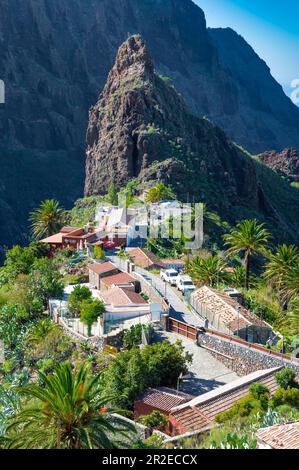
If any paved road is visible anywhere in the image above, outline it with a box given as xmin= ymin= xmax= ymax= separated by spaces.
xmin=160 ymin=331 xmax=238 ymax=396
xmin=109 ymin=255 xmax=204 ymax=327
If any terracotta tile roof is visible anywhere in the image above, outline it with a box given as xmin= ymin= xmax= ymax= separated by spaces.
xmin=89 ymin=262 xmax=118 ymax=275
xmin=121 ymin=288 xmax=148 ymax=304
xmin=257 ymin=422 xmax=299 ymax=449
xmin=41 ymin=233 xmax=64 ymax=244
xmin=171 ymin=406 xmax=211 ymax=432
xmin=129 ymin=248 xmax=164 ymax=269
xmin=101 ymin=272 xmax=136 ymax=287
xmin=169 ymin=368 xmax=282 ymax=434
xmin=191 ymin=286 xmax=270 ymax=331
xmin=196 ymin=372 xmax=279 ymax=421
xmin=101 ymin=286 xmax=147 ymax=307
xmin=136 ymin=387 xmax=194 ymax=413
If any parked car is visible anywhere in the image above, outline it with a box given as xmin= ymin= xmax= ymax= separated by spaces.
xmin=176 ymin=275 xmax=196 ymax=295
xmin=160 ymin=269 xmax=179 ymax=286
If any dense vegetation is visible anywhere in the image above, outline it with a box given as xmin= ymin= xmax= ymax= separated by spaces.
xmin=1 ymin=185 xmax=299 ymax=449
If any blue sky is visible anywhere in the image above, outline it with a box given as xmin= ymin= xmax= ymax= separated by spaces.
xmin=195 ymin=0 xmax=299 ymax=96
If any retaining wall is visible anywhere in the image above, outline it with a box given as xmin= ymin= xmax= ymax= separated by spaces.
xmin=197 ymin=333 xmax=299 ymax=376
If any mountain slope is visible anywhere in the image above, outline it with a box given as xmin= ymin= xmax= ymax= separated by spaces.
xmin=1 ymin=0 xmax=299 ymax=248
xmin=85 ymin=35 xmax=299 ymax=244
xmin=209 ymin=28 xmax=299 ymax=153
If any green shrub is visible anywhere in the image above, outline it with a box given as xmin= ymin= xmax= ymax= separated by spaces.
xmin=68 ymin=285 xmax=92 ymax=316
xmin=1 ymin=358 xmax=17 ymax=375
xmin=93 ymin=245 xmax=105 ymax=260
xmin=275 ymin=368 xmax=298 ymax=390
xmin=249 ymin=383 xmax=270 ymax=410
xmin=64 ymin=274 xmax=88 ymax=285
xmin=139 ymin=411 xmax=168 ymax=430
xmin=271 ymin=387 xmax=299 ymax=408
xmin=80 ymin=299 xmax=105 ymax=336
xmin=123 ymin=324 xmax=153 ymax=350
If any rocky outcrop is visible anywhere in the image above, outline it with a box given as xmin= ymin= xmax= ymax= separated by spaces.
xmin=85 ymin=36 xmax=299 ymax=244
xmin=258 ymin=148 xmax=299 ymax=182
xmin=1 ymin=0 xmax=299 ymax=248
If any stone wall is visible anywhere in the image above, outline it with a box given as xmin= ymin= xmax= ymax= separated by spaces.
xmin=197 ymin=333 xmax=299 ymax=376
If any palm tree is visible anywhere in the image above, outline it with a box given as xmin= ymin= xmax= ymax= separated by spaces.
xmin=187 ymin=255 xmax=227 ymax=288
xmin=30 ymin=199 xmax=65 ymax=241
xmin=145 ymin=183 xmax=175 ymax=204
xmin=278 ymin=297 xmax=299 ymax=336
xmin=26 ymin=320 xmax=60 ymax=346
xmin=264 ymin=244 xmax=299 ymax=307
xmin=264 ymin=244 xmax=299 ymax=284
xmin=223 ymin=219 xmax=270 ymax=290
xmin=283 ymin=264 xmax=299 ymax=302
xmin=5 ymin=363 xmax=136 ymax=449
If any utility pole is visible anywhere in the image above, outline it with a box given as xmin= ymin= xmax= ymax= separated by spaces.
xmin=238 ymin=306 xmax=241 ymax=337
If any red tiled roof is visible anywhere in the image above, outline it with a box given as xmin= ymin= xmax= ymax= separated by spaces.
xmin=121 ymin=288 xmax=148 ymax=304
xmin=101 ymin=286 xmax=147 ymax=307
xmin=169 ymin=368 xmax=282 ymax=434
xmin=257 ymin=422 xmax=299 ymax=449
xmin=89 ymin=262 xmax=118 ymax=275
xmin=136 ymin=387 xmax=194 ymax=413
xmin=196 ymin=373 xmax=279 ymax=421
xmin=41 ymin=233 xmax=64 ymax=244
xmin=171 ymin=406 xmax=211 ymax=433
xmin=101 ymin=272 xmax=136 ymax=287
xmin=129 ymin=248 xmax=164 ymax=269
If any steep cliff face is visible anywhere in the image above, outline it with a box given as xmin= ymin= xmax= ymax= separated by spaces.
xmin=85 ymin=35 xmax=299 ymax=244
xmin=258 ymin=148 xmax=299 ymax=182
xmin=1 ymin=0 xmax=299 ymax=248
xmin=209 ymin=28 xmax=299 ymax=153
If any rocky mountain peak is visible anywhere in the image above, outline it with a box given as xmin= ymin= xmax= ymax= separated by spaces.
xmin=112 ymin=35 xmax=154 ymax=81
xmin=84 ymin=35 xmax=299 ymax=244
xmin=85 ymin=35 xmax=258 ymax=211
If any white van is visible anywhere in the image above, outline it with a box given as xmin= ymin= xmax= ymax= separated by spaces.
xmin=176 ymin=275 xmax=196 ymax=294
xmin=160 ymin=269 xmax=179 ymax=286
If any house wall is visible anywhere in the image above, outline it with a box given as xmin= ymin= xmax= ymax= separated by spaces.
xmin=104 ymin=307 xmax=150 ymax=323
xmin=168 ymin=415 xmax=188 ymax=437
xmin=134 ymin=401 xmax=168 ymax=421
xmin=89 ymin=269 xmax=100 ymax=289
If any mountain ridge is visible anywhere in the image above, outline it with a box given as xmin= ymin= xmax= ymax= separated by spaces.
xmin=1 ymin=0 xmax=299 ymax=248
xmin=85 ymin=35 xmax=299 ymax=244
